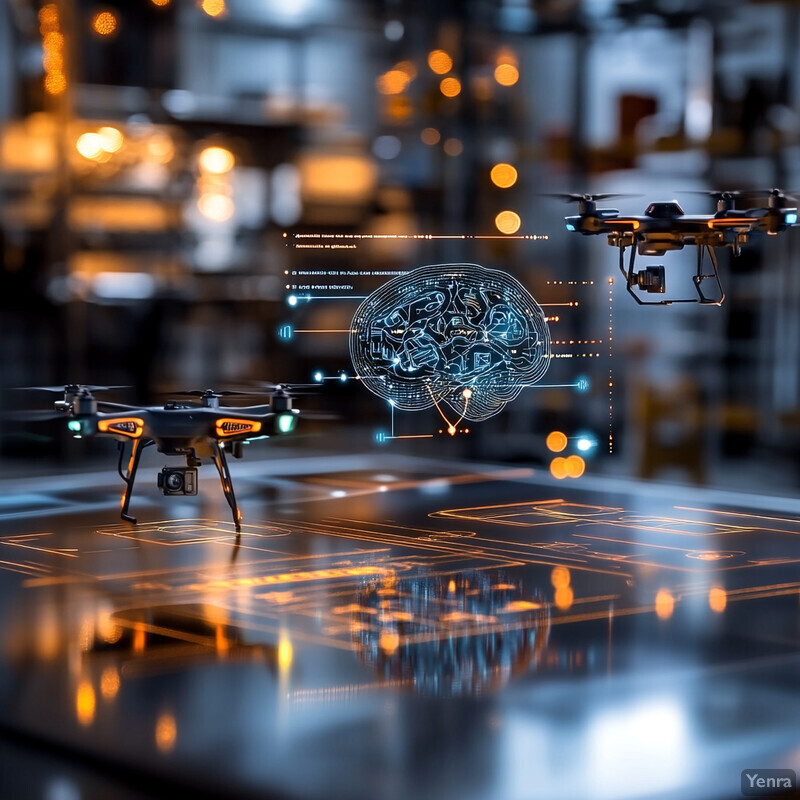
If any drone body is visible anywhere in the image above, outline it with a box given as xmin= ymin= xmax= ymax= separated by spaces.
xmin=46 ymin=384 xmax=299 ymax=532
xmin=561 ymin=190 xmax=799 ymax=305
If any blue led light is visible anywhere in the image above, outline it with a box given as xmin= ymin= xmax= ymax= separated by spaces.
xmin=375 ymin=431 xmax=389 ymax=444
xmin=287 ymin=294 xmax=298 ymax=307
xmin=313 ymin=371 xmax=324 ymax=383
xmin=67 ymin=420 xmax=82 ymax=432
xmin=785 ymin=212 xmax=797 ymax=225
xmin=277 ymin=324 xmax=293 ymax=341
xmin=576 ymin=376 xmax=590 ymax=393
xmin=566 ymin=222 xmax=576 ymax=231
xmin=276 ymin=413 xmax=296 ymax=433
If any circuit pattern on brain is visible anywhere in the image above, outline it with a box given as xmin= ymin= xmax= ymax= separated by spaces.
xmin=350 ymin=263 xmax=550 ymax=422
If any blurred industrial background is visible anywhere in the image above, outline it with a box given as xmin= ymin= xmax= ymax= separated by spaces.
xmin=3 ymin=0 xmax=800 ymax=492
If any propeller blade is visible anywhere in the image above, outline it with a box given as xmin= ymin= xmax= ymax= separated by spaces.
xmin=14 ymin=384 xmax=130 ymax=393
xmin=542 ymin=192 xmax=642 ymax=203
xmin=297 ymin=412 xmax=341 ymax=420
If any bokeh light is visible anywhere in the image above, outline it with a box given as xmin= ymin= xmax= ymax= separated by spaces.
xmin=44 ymin=71 xmax=67 ymax=96
xmin=200 ymin=0 xmax=226 ymax=18
xmin=428 ymin=49 xmax=453 ymax=74
xmin=565 ymin=454 xmax=586 ymax=478
xmin=550 ymin=456 xmax=568 ymax=479
xmin=198 ymin=193 xmax=234 ymax=222
xmin=376 ymin=69 xmax=411 ymax=95
xmin=490 ymin=162 xmax=518 ymax=188
xmin=443 ymin=137 xmax=463 ymax=156
xmin=709 ymin=586 xmax=727 ymax=613
xmin=495 ymin=210 xmax=521 ymax=234
xmin=91 ymin=10 xmax=118 ymax=37
xmin=76 ymin=132 xmax=105 ymax=160
xmin=199 ymin=146 xmax=234 ymax=174
xmin=76 ymin=681 xmax=96 ymax=726
xmin=155 ymin=713 xmax=177 ymax=752
xmin=420 ymin=127 xmax=441 ymax=145
xmin=439 ymin=77 xmax=461 ymax=98
xmin=494 ymin=63 xmax=519 ymax=86
xmin=546 ymin=430 xmax=568 ymax=452
xmin=655 ymin=589 xmax=675 ymax=620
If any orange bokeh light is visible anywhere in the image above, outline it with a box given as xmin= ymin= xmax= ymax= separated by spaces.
xmin=92 ymin=10 xmax=118 ymax=36
xmin=555 ymin=585 xmax=574 ymax=610
xmin=550 ymin=456 xmax=568 ymax=479
xmin=376 ymin=69 xmax=411 ymax=95
xmin=709 ymin=586 xmax=727 ymax=613
xmin=421 ymin=127 xmax=440 ymax=145
xmin=655 ymin=589 xmax=675 ymax=620
xmin=546 ymin=430 xmax=568 ymax=452
xmin=428 ymin=49 xmax=453 ymax=74
xmin=494 ymin=63 xmax=519 ymax=86
xmin=490 ymin=162 xmax=518 ymax=189
xmin=551 ymin=566 xmax=570 ymax=589
xmin=495 ymin=210 xmax=521 ymax=234
xmin=201 ymin=0 xmax=226 ymax=17
xmin=443 ymin=137 xmax=463 ymax=156
xmin=565 ymin=455 xmax=586 ymax=478
xmin=44 ymin=71 xmax=67 ymax=95
xmin=440 ymin=77 xmax=461 ymax=98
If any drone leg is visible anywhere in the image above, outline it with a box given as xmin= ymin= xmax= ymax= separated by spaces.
xmin=210 ymin=441 xmax=242 ymax=533
xmin=693 ymin=245 xmax=725 ymax=305
xmin=120 ymin=438 xmax=144 ymax=524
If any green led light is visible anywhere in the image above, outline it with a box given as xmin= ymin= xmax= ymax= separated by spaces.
xmin=67 ymin=420 xmax=82 ymax=432
xmin=277 ymin=413 xmax=296 ymax=434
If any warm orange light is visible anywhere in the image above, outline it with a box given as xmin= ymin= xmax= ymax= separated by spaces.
xmin=394 ymin=60 xmax=417 ymax=79
xmin=490 ymin=162 xmax=517 ymax=189
xmin=98 ymin=126 xmax=123 ymax=153
xmin=92 ymin=10 xmax=118 ymax=36
xmin=155 ymin=713 xmax=177 ymax=752
xmin=496 ymin=47 xmax=518 ymax=67
xmin=554 ymin=585 xmax=573 ymax=610
xmin=199 ymin=145 xmax=234 ymax=174
xmin=709 ymin=586 xmax=727 ymax=613
xmin=150 ymin=0 xmax=170 ymax=5
xmin=428 ymin=49 xmax=453 ymax=74
xmin=551 ymin=566 xmax=570 ymax=589
xmin=655 ymin=589 xmax=674 ymax=620
xmin=133 ymin=622 xmax=146 ymax=653
xmin=44 ymin=71 xmax=67 ymax=96
xmin=550 ymin=456 xmax=568 ymax=479
xmin=201 ymin=0 xmax=226 ymax=16
xmin=379 ymin=628 xmax=400 ymax=654
xmin=376 ymin=69 xmax=411 ymax=95
xmin=421 ymin=127 xmax=440 ymax=145
xmin=147 ymin=133 xmax=174 ymax=163
xmin=443 ymin=138 xmax=463 ymax=157
xmin=565 ymin=454 xmax=586 ymax=478
xmin=278 ymin=636 xmax=293 ymax=672
xmin=42 ymin=49 xmax=63 ymax=73
xmin=448 ymin=579 xmax=456 ymax=594
xmin=43 ymin=31 xmax=64 ymax=51
xmin=440 ymin=77 xmax=461 ymax=98
xmin=197 ymin=193 xmax=234 ymax=222
xmin=461 ymin=387 xmax=473 ymax=399
xmin=97 ymin=417 xmax=144 ymax=438
xmin=215 ymin=418 xmax=261 ymax=437
xmin=39 ymin=5 xmax=59 ymax=28
xmin=100 ymin=666 xmax=120 ymax=700
xmin=495 ymin=210 xmax=521 ymax=234
xmin=76 ymin=132 xmax=104 ymax=160
xmin=546 ymin=430 xmax=568 ymax=452
xmin=76 ymin=681 xmax=96 ymax=726
xmin=494 ymin=63 xmax=519 ymax=87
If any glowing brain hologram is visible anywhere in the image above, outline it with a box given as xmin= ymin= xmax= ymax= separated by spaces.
xmin=349 ymin=263 xmax=551 ymax=422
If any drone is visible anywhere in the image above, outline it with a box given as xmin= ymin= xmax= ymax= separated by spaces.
xmin=23 ymin=383 xmax=302 ymax=532
xmin=558 ymin=189 xmax=799 ymax=305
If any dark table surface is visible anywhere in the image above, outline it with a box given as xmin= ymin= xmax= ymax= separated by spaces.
xmin=0 ymin=451 xmax=798 ymax=800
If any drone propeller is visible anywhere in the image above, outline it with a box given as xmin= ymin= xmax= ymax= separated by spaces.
xmin=544 ymin=192 xmax=642 ymax=203
xmin=15 ymin=384 xmax=130 ymax=393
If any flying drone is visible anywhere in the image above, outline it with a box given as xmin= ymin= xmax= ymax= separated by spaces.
xmin=558 ymin=189 xmax=799 ymax=305
xmin=22 ymin=383 xmax=303 ymax=532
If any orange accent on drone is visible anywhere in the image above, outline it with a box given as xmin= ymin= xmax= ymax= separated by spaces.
xmin=215 ymin=418 xmax=262 ymax=437
xmin=97 ymin=417 xmax=144 ymax=438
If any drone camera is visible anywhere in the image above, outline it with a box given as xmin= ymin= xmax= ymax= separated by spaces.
xmin=157 ymin=466 xmax=198 ymax=496
xmin=633 ymin=265 xmax=666 ymax=294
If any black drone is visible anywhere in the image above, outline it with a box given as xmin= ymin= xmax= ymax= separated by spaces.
xmin=24 ymin=383 xmax=303 ymax=532
xmin=559 ymin=189 xmax=799 ymax=305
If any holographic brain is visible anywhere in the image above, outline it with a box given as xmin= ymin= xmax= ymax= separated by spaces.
xmin=350 ymin=263 xmax=550 ymax=421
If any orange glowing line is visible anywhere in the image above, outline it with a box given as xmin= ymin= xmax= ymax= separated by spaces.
xmin=707 ymin=218 xmax=757 ymax=228
xmin=97 ymin=417 xmax=144 ymax=438
xmin=214 ymin=418 xmax=262 ymax=437
xmin=604 ymin=219 xmax=640 ymax=230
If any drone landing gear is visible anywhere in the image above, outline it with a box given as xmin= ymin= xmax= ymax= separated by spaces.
xmin=618 ymin=238 xmax=725 ymax=305
xmin=118 ymin=438 xmax=148 ymax=524
xmin=210 ymin=441 xmax=242 ymax=533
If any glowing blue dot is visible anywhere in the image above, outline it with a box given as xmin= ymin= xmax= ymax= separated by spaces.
xmin=566 ymin=222 xmax=576 ymax=231
xmin=339 ymin=372 xmax=348 ymax=382
xmin=577 ymin=437 xmax=593 ymax=452
xmin=277 ymin=324 xmax=293 ymax=341
xmin=576 ymin=376 xmax=590 ymax=393
xmin=786 ymin=212 xmax=797 ymax=225
xmin=375 ymin=431 xmax=389 ymax=444
xmin=313 ymin=371 xmax=324 ymax=383
xmin=287 ymin=294 xmax=297 ymax=306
